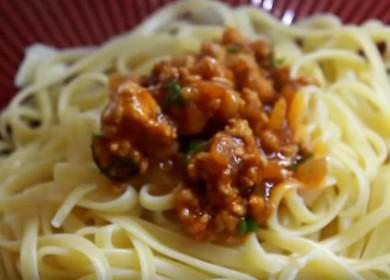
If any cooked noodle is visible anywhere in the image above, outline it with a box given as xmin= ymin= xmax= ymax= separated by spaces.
xmin=1 ymin=1 xmax=390 ymax=279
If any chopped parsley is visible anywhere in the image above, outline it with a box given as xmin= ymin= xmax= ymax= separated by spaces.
xmin=166 ymin=79 xmax=184 ymax=106
xmin=290 ymin=152 xmax=313 ymax=171
xmin=187 ymin=139 xmax=208 ymax=154
xmin=92 ymin=132 xmax=104 ymax=139
xmin=91 ymin=138 xmax=138 ymax=181
xmin=272 ymin=57 xmax=286 ymax=68
xmin=97 ymin=155 xmax=138 ymax=181
xmin=239 ymin=217 xmax=259 ymax=235
xmin=182 ymin=139 xmax=209 ymax=163
xmin=226 ymin=44 xmax=241 ymax=53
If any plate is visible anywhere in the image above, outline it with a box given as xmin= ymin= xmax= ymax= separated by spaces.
xmin=0 ymin=0 xmax=389 ymax=108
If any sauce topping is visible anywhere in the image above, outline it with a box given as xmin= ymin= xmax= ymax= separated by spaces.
xmin=92 ymin=28 xmax=326 ymax=243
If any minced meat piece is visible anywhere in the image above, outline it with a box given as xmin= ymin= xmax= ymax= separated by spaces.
xmin=149 ymin=57 xmax=244 ymax=135
xmin=228 ymin=53 xmax=275 ymax=102
xmin=176 ymin=119 xmax=266 ymax=241
xmin=92 ymin=78 xmax=177 ymax=180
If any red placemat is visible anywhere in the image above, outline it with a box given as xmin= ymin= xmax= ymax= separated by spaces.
xmin=1 ymin=0 xmax=389 ymax=108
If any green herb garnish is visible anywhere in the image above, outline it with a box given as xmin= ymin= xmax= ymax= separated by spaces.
xmin=166 ymin=79 xmax=184 ymax=106
xmin=272 ymin=57 xmax=286 ymax=68
xmin=92 ymin=132 xmax=104 ymax=139
xmin=226 ymin=44 xmax=241 ymax=53
xmin=91 ymin=141 xmax=138 ymax=181
xmin=182 ymin=139 xmax=209 ymax=163
xmin=188 ymin=140 xmax=208 ymax=154
xmin=290 ymin=152 xmax=313 ymax=171
xmin=239 ymin=217 xmax=259 ymax=235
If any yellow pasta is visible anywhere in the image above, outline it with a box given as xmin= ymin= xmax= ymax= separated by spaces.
xmin=0 ymin=1 xmax=389 ymax=279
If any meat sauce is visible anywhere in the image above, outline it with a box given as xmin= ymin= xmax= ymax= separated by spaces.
xmin=92 ymin=28 xmax=326 ymax=244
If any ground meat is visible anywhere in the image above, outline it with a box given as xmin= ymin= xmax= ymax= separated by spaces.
xmin=92 ymin=27 xmax=327 ymax=243
xmin=150 ymin=55 xmax=244 ymax=135
xmin=92 ymin=79 xmax=177 ymax=180
xmin=222 ymin=27 xmax=247 ymax=47
xmin=228 ymin=54 xmax=275 ymax=102
xmin=176 ymin=119 xmax=265 ymax=241
xmin=201 ymin=41 xmax=226 ymax=61
xmin=250 ymin=40 xmax=273 ymax=68
xmin=175 ymin=188 xmax=212 ymax=240
xmin=195 ymin=56 xmax=233 ymax=82
xmin=240 ymin=87 xmax=268 ymax=129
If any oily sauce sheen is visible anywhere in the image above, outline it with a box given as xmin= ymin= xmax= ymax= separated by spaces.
xmin=92 ymin=28 xmax=326 ymax=244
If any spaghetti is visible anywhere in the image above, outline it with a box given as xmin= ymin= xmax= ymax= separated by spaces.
xmin=0 ymin=1 xmax=390 ymax=279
